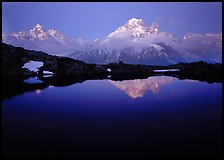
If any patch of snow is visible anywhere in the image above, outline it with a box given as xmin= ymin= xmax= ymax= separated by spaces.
xmin=107 ymin=68 xmax=112 ymax=72
xmin=152 ymin=44 xmax=163 ymax=51
xmin=43 ymin=71 xmax=53 ymax=74
xmin=22 ymin=61 xmax=44 ymax=72
xmin=162 ymin=52 xmax=169 ymax=58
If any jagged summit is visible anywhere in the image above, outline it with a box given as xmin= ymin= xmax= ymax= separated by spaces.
xmin=108 ymin=18 xmax=160 ymax=38
xmin=149 ymin=22 xmax=159 ymax=34
xmin=29 ymin=24 xmax=47 ymax=39
xmin=33 ymin=24 xmax=43 ymax=30
xmin=126 ymin=18 xmax=146 ymax=26
xmin=7 ymin=24 xmax=64 ymax=40
xmin=2 ymin=18 xmax=222 ymax=65
xmin=124 ymin=18 xmax=148 ymax=32
xmin=48 ymin=29 xmax=64 ymax=39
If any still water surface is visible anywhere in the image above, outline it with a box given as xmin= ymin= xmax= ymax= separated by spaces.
xmin=2 ymin=76 xmax=222 ymax=158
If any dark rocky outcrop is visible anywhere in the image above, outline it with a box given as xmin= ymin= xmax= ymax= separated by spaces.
xmin=2 ymin=43 xmax=98 ymax=76
xmin=2 ymin=43 xmax=222 ymax=84
xmin=176 ymin=61 xmax=222 ymax=83
xmin=2 ymin=43 xmax=154 ymax=77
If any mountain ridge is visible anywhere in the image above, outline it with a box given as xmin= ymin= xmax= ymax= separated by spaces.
xmin=2 ymin=18 xmax=222 ymax=65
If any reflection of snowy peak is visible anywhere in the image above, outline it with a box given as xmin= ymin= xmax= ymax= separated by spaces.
xmin=108 ymin=18 xmax=160 ymax=39
xmin=109 ymin=76 xmax=177 ymax=99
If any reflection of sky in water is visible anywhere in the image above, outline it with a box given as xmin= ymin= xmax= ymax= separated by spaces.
xmin=3 ymin=76 xmax=222 ymax=113
xmin=2 ymin=76 xmax=222 ymax=158
xmin=23 ymin=77 xmax=43 ymax=84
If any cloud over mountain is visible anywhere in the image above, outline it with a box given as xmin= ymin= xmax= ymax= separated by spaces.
xmin=3 ymin=18 xmax=222 ymax=65
xmin=2 ymin=24 xmax=86 ymax=56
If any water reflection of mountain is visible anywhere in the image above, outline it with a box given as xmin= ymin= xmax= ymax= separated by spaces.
xmin=1 ymin=75 xmax=219 ymax=100
xmin=109 ymin=76 xmax=177 ymax=99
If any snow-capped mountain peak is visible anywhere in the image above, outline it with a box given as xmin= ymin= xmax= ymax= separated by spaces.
xmin=33 ymin=24 xmax=43 ymax=30
xmin=29 ymin=24 xmax=47 ymax=40
xmin=48 ymin=29 xmax=64 ymax=39
xmin=125 ymin=18 xmax=146 ymax=27
xmin=2 ymin=18 xmax=222 ymax=64
xmin=127 ymin=17 xmax=143 ymax=22
xmin=5 ymin=24 xmax=66 ymax=41
xmin=107 ymin=18 xmax=160 ymax=39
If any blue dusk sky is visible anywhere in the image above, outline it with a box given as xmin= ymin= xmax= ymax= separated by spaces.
xmin=2 ymin=2 xmax=222 ymax=40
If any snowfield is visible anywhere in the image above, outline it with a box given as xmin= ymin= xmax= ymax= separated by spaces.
xmin=22 ymin=61 xmax=44 ymax=72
